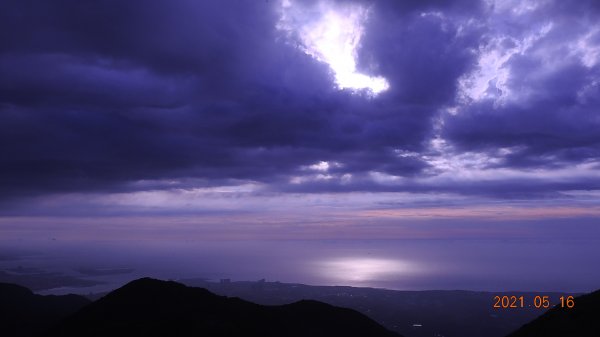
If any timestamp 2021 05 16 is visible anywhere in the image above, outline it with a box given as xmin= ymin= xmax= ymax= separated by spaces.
xmin=493 ymin=295 xmax=575 ymax=309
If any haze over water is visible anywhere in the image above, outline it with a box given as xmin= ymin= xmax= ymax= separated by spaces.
xmin=2 ymin=0 xmax=600 ymax=298
xmin=2 ymin=235 xmax=599 ymax=295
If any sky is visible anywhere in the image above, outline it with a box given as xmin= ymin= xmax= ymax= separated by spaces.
xmin=1 ymin=0 xmax=600 ymax=292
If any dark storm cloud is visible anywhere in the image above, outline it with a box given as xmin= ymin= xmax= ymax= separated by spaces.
xmin=0 ymin=0 xmax=484 ymax=198
xmin=1 ymin=0 xmax=598 ymax=200
xmin=362 ymin=6 xmax=482 ymax=106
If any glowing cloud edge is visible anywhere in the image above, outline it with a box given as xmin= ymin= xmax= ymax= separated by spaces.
xmin=276 ymin=0 xmax=389 ymax=96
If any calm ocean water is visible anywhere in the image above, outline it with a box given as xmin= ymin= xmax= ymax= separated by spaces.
xmin=1 ymin=238 xmax=599 ymax=295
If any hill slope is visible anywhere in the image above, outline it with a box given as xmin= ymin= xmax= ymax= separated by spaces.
xmin=507 ymin=289 xmax=600 ymax=337
xmin=46 ymin=278 xmax=401 ymax=337
xmin=0 ymin=282 xmax=90 ymax=337
xmin=181 ymin=278 xmax=570 ymax=337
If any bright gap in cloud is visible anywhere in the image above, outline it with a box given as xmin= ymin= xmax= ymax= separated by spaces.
xmin=277 ymin=0 xmax=389 ymax=96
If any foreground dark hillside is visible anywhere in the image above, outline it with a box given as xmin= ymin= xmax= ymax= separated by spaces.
xmin=45 ymin=278 xmax=401 ymax=337
xmin=181 ymin=278 xmax=572 ymax=337
xmin=507 ymin=289 xmax=600 ymax=337
xmin=0 ymin=283 xmax=90 ymax=337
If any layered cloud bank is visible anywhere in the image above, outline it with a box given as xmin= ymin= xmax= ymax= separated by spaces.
xmin=1 ymin=0 xmax=600 ymax=221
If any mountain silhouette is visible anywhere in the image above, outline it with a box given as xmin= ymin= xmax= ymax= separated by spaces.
xmin=0 ymin=282 xmax=90 ymax=337
xmin=45 ymin=278 xmax=402 ymax=337
xmin=182 ymin=278 xmax=570 ymax=337
xmin=506 ymin=289 xmax=600 ymax=337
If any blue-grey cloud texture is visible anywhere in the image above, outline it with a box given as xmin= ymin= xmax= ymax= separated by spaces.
xmin=1 ymin=0 xmax=599 ymax=200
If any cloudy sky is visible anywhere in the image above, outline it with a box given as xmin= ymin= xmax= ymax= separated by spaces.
xmin=1 ymin=0 xmax=600 ymax=290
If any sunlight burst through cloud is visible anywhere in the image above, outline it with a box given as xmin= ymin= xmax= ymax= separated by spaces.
xmin=277 ymin=0 xmax=389 ymax=96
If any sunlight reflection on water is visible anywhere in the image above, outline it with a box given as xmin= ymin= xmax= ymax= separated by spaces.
xmin=1 ymin=238 xmax=599 ymax=294
xmin=316 ymin=258 xmax=417 ymax=284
